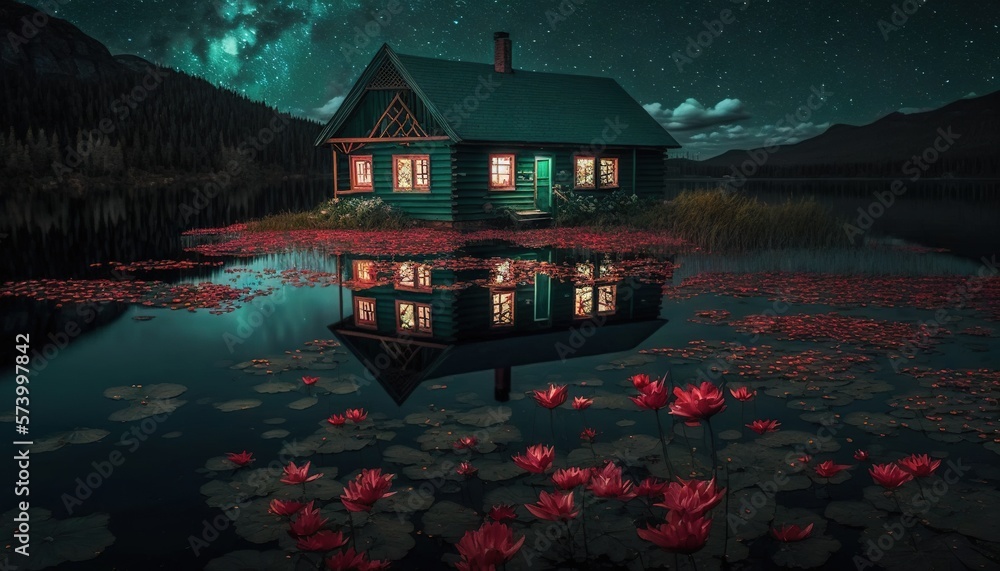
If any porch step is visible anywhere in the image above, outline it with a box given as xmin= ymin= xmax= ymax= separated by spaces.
xmin=511 ymin=210 xmax=552 ymax=227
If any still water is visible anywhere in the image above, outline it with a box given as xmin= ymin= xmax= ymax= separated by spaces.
xmin=0 ymin=182 xmax=998 ymax=570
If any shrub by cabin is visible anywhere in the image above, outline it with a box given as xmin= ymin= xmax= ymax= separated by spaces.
xmin=315 ymin=32 xmax=680 ymax=225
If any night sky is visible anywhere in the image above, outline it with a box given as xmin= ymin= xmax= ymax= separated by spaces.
xmin=28 ymin=0 xmax=1000 ymax=157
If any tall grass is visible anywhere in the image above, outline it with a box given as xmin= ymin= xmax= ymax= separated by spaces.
xmin=632 ymin=189 xmax=848 ymax=252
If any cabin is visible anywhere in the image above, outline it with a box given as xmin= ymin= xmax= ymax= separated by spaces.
xmin=328 ymin=246 xmax=667 ymax=404
xmin=314 ymin=32 xmax=680 ymax=225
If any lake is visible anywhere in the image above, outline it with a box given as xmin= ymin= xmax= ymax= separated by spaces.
xmin=1 ymin=181 xmax=998 ymax=571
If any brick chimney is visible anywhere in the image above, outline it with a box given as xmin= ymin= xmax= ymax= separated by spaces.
xmin=494 ymin=32 xmax=512 ymax=74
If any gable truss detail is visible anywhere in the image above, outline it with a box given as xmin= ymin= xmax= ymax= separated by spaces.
xmin=368 ymin=91 xmax=429 ymax=139
xmin=367 ymin=60 xmax=409 ymax=90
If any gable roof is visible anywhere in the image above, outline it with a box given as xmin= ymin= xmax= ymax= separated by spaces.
xmin=315 ymin=45 xmax=679 ymax=148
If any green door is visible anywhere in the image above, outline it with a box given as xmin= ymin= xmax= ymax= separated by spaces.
xmin=535 ymin=158 xmax=552 ymax=212
xmin=534 ymin=273 xmax=551 ymax=321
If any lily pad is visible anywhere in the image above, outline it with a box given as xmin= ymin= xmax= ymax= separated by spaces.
xmin=204 ymin=550 xmax=295 ymax=571
xmin=252 ymin=381 xmax=297 ymax=394
xmin=421 ymin=501 xmax=482 ymax=542
xmin=109 ymin=398 xmax=186 ymax=421
xmin=215 ymin=399 xmax=262 ymax=412
xmin=0 ymin=508 xmax=114 ymax=570
xmin=287 ymin=397 xmax=318 ymax=410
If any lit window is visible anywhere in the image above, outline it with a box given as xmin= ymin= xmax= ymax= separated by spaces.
xmin=490 ymin=154 xmax=516 ymax=190
xmin=397 ymin=301 xmax=433 ymax=335
xmin=493 ymin=260 xmax=514 ymax=284
xmin=598 ymin=259 xmax=615 ymax=278
xmin=397 ymin=263 xmax=432 ymax=291
xmin=354 ymin=297 xmax=377 ymax=328
xmin=350 ymin=156 xmax=373 ymax=190
xmin=574 ymin=156 xmax=595 ymax=188
xmin=576 ymin=263 xmax=594 ymax=280
xmin=597 ymin=285 xmax=617 ymax=314
xmin=394 ymin=155 xmax=430 ymax=191
xmin=600 ymin=158 xmax=619 ymax=188
xmin=574 ymin=286 xmax=593 ymax=318
xmin=353 ymin=260 xmax=377 ymax=283
xmin=491 ymin=290 xmax=515 ymax=327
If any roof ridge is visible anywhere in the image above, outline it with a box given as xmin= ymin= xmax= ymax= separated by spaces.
xmin=392 ymin=49 xmax=617 ymax=82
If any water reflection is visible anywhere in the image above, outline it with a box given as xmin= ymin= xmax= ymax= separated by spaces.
xmin=330 ymin=248 xmax=668 ymax=404
xmin=0 ymin=178 xmax=328 ymax=280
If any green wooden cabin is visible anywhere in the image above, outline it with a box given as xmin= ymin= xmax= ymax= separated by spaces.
xmin=329 ymin=247 xmax=666 ymax=403
xmin=314 ymin=33 xmax=680 ymax=225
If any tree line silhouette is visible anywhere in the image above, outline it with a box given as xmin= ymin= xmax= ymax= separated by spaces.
xmin=0 ymin=65 xmax=330 ymax=185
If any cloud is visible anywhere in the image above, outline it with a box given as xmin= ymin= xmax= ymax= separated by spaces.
xmin=310 ymin=95 xmax=346 ymax=122
xmin=673 ymin=121 xmax=831 ymax=158
xmin=644 ymin=98 xmax=752 ymax=131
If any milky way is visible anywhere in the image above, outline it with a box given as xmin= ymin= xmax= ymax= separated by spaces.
xmin=29 ymin=0 xmax=1000 ymax=157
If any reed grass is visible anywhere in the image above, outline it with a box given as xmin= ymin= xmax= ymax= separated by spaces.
xmin=632 ymin=189 xmax=849 ymax=252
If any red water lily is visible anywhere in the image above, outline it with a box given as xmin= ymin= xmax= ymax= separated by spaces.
xmin=853 ymin=449 xmax=870 ymax=462
xmin=327 ymin=414 xmax=346 ymax=426
xmin=814 ymin=461 xmax=852 ymax=479
xmin=532 ymin=384 xmax=569 ymax=409
xmin=289 ymin=502 xmax=328 ymax=537
xmin=488 ymin=504 xmax=517 ymax=522
xmin=898 ymin=454 xmax=941 ymax=478
xmin=746 ymin=419 xmax=781 ymax=434
xmin=637 ymin=512 xmax=712 ymax=554
xmin=572 ymin=396 xmax=593 ymax=410
xmin=635 ymin=477 xmax=671 ymax=498
xmin=588 ymin=462 xmax=636 ymax=501
xmin=324 ymin=547 xmax=389 ymax=571
xmin=512 ymin=444 xmax=555 ymax=474
xmin=455 ymin=521 xmax=525 ymax=571
xmin=656 ymin=477 xmax=725 ymax=517
xmin=525 ymin=490 xmax=579 ymax=521
xmin=281 ymin=461 xmax=324 ymax=485
xmin=345 ymin=408 xmax=367 ymax=423
xmin=630 ymin=373 xmax=652 ymax=391
xmin=297 ymin=530 xmax=346 ymax=552
xmin=340 ymin=468 xmax=396 ymax=512
xmin=269 ymin=499 xmax=305 ymax=516
xmin=771 ymin=522 xmax=814 ymax=542
xmin=226 ymin=450 xmax=254 ymax=467
xmin=630 ymin=379 xmax=670 ymax=411
xmin=552 ymin=467 xmax=591 ymax=490
xmin=870 ymin=462 xmax=914 ymax=489
xmin=302 ymin=376 xmax=320 ymax=385
xmin=669 ymin=382 xmax=727 ymax=424
xmin=580 ymin=428 xmax=598 ymax=442
xmin=452 ymin=436 xmax=478 ymax=450
xmin=729 ymin=386 xmax=756 ymax=401
xmin=457 ymin=462 xmax=478 ymax=477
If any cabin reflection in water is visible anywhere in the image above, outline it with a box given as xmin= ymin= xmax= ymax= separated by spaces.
xmin=329 ymin=248 xmax=667 ymax=404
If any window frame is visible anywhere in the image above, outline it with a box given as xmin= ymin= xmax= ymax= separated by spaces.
xmin=392 ymin=154 xmax=431 ymax=192
xmin=489 ymin=153 xmax=517 ymax=191
xmin=599 ymin=157 xmax=620 ymax=188
xmin=596 ymin=284 xmax=617 ymax=315
xmin=490 ymin=289 xmax=516 ymax=328
xmin=573 ymin=156 xmax=596 ymax=190
xmin=395 ymin=300 xmax=433 ymax=336
xmin=349 ymin=155 xmax=374 ymax=191
xmin=353 ymin=296 xmax=377 ymax=329
xmin=352 ymin=260 xmax=377 ymax=284
xmin=396 ymin=262 xmax=433 ymax=292
xmin=574 ymin=155 xmax=620 ymax=190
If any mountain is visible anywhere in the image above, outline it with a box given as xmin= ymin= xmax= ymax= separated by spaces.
xmin=0 ymin=0 xmax=329 ymax=189
xmin=693 ymin=91 xmax=1000 ymax=178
